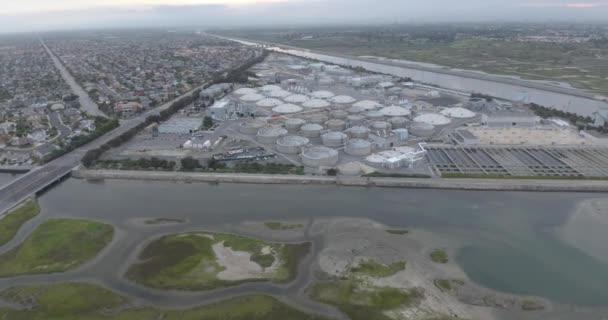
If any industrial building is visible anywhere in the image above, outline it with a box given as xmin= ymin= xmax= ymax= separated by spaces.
xmin=481 ymin=111 xmax=540 ymax=128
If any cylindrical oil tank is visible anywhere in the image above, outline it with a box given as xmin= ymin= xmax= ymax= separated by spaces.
xmin=308 ymin=114 xmax=329 ymax=125
xmin=345 ymin=139 xmax=372 ymax=156
xmin=346 ymin=126 xmax=370 ymax=139
xmin=300 ymin=123 xmax=324 ymax=138
xmin=409 ymin=121 xmax=436 ymax=137
xmin=276 ymin=135 xmax=309 ymax=154
xmin=239 ymin=119 xmax=266 ymax=134
xmin=330 ymin=110 xmax=348 ymax=119
xmin=257 ymin=126 xmax=288 ymax=144
xmin=371 ymin=121 xmax=392 ymax=131
xmin=365 ymin=110 xmax=384 ymax=120
xmin=322 ymin=131 xmax=348 ymax=147
xmin=347 ymin=115 xmax=364 ymax=126
xmin=347 ymin=106 xmax=365 ymax=114
xmin=285 ymin=118 xmax=306 ymax=132
xmin=325 ymin=119 xmax=347 ymax=131
xmin=393 ymin=128 xmax=409 ymax=141
xmin=301 ymin=146 xmax=339 ymax=167
xmin=388 ymin=117 xmax=408 ymax=129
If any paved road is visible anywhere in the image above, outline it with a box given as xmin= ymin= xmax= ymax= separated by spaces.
xmin=40 ymin=38 xmax=107 ymax=117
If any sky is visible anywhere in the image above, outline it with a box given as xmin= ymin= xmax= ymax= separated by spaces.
xmin=1 ymin=0 xmax=608 ymax=33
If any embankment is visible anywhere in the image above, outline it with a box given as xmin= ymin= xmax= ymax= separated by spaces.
xmin=72 ymin=169 xmax=608 ymax=192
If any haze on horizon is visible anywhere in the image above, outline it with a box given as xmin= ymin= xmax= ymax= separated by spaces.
xmin=2 ymin=0 xmax=608 ymax=34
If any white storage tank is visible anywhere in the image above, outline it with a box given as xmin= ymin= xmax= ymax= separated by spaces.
xmin=308 ymin=114 xmax=329 ymax=124
xmin=325 ymin=119 xmax=347 ymax=131
xmin=285 ymin=118 xmax=306 ymax=132
xmin=239 ymin=119 xmax=267 ymax=134
xmin=300 ymin=123 xmax=324 ymax=137
xmin=322 ymin=131 xmax=349 ymax=147
xmin=302 ymin=146 xmax=339 ymax=167
xmin=371 ymin=121 xmax=392 ymax=131
xmin=276 ymin=135 xmax=310 ymax=154
xmin=389 ymin=117 xmax=408 ymax=129
xmin=330 ymin=110 xmax=348 ymax=119
xmin=345 ymin=139 xmax=373 ymax=156
xmin=365 ymin=110 xmax=384 ymax=120
xmin=347 ymin=115 xmax=365 ymax=126
xmin=346 ymin=126 xmax=370 ymax=139
xmin=347 ymin=105 xmax=366 ymax=114
xmin=257 ymin=126 xmax=288 ymax=144
xmin=409 ymin=121 xmax=436 ymax=137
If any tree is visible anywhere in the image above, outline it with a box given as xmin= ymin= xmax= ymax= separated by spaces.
xmin=202 ymin=116 xmax=214 ymax=130
xmin=180 ymin=157 xmax=201 ymax=171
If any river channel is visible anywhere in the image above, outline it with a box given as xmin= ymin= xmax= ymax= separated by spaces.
xmin=1 ymin=178 xmax=607 ymax=313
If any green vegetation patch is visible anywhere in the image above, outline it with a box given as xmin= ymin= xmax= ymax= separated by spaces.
xmin=520 ymin=299 xmax=545 ymax=311
xmin=351 ymin=260 xmax=406 ymax=278
xmin=385 ymin=229 xmax=409 ymax=235
xmin=310 ymin=280 xmax=424 ymax=320
xmin=0 ymin=282 xmax=329 ymax=320
xmin=264 ymin=222 xmax=304 ymax=230
xmin=430 ymin=249 xmax=449 ymax=264
xmin=126 ymin=232 xmax=310 ymax=290
xmin=0 ymin=219 xmax=114 ymax=277
xmin=0 ymin=199 xmax=40 ymax=246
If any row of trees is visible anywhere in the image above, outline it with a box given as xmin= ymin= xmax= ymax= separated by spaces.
xmin=97 ymin=157 xmax=176 ymax=171
xmin=528 ymin=103 xmax=593 ymax=125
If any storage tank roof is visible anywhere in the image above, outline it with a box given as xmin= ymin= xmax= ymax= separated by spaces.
xmin=257 ymin=98 xmax=284 ymax=107
xmin=303 ymin=99 xmax=331 ymax=109
xmin=267 ymin=90 xmax=292 ymax=98
xmin=261 ymin=85 xmax=282 ymax=92
xmin=258 ymin=126 xmax=288 ymax=137
xmin=285 ymin=94 xmax=310 ymax=103
xmin=272 ymin=103 xmax=303 ymax=114
xmin=302 ymin=146 xmax=339 ymax=159
xmin=440 ymin=107 xmax=476 ymax=119
xmin=322 ymin=131 xmax=348 ymax=139
xmin=285 ymin=118 xmax=306 ymax=125
xmin=413 ymin=113 xmax=451 ymax=125
xmin=331 ymin=95 xmax=357 ymax=104
xmin=234 ymin=88 xmax=258 ymax=95
xmin=312 ymin=90 xmax=335 ymax=99
xmin=301 ymin=123 xmax=323 ymax=131
xmin=380 ymin=105 xmax=411 ymax=117
xmin=277 ymin=135 xmax=309 ymax=146
xmin=353 ymin=100 xmax=381 ymax=110
xmin=240 ymin=93 xmax=266 ymax=101
xmin=347 ymin=139 xmax=372 ymax=147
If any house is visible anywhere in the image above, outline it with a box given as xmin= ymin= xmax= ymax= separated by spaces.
xmin=114 ymin=102 xmax=144 ymax=118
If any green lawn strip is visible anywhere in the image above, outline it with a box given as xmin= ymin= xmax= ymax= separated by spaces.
xmin=351 ymin=260 xmax=406 ymax=278
xmin=0 ymin=282 xmax=330 ymax=320
xmin=433 ymin=279 xmax=464 ymax=293
xmin=0 ymin=219 xmax=114 ymax=277
xmin=126 ymin=232 xmax=310 ymax=290
xmin=385 ymin=229 xmax=409 ymax=235
xmin=0 ymin=199 xmax=40 ymax=246
xmin=310 ymin=280 xmax=424 ymax=320
xmin=430 ymin=249 xmax=449 ymax=264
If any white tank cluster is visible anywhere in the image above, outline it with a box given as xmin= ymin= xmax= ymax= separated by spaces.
xmin=440 ymin=107 xmax=476 ymax=119
xmin=331 ymin=95 xmax=357 ymax=104
xmin=325 ymin=119 xmax=347 ymax=131
xmin=346 ymin=126 xmax=370 ymax=139
xmin=285 ymin=118 xmax=306 ymax=131
xmin=272 ymin=103 xmax=303 ymax=114
xmin=240 ymin=93 xmax=266 ymax=102
xmin=300 ymin=123 xmax=324 ymax=137
xmin=413 ymin=113 xmax=451 ymax=125
xmin=239 ymin=119 xmax=267 ymax=134
xmin=345 ymin=139 xmax=373 ymax=156
xmin=257 ymin=98 xmax=284 ymax=108
xmin=276 ymin=135 xmax=310 ymax=154
xmin=302 ymin=146 xmax=339 ymax=167
xmin=257 ymin=126 xmax=288 ymax=144
xmin=388 ymin=117 xmax=408 ymax=129
xmin=234 ymin=88 xmax=258 ymax=95
xmin=303 ymin=99 xmax=331 ymax=109
xmin=380 ymin=105 xmax=411 ymax=118
xmin=312 ymin=90 xmax=335 ymax=99
xmin=409 ymin=121 xmax=436 ymax=137
xmin=285 ymin=94 xmax=310 ymax=103
xmin=322 ymin=131 xmax=348 ymax=147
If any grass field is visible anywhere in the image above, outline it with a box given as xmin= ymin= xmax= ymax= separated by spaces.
xmin=430 ymin=249 xmax=449 ymax=264
xmin=126 ymin=232 xmax=310 ymax=290
xmin=0 ymin=219 xmax=114 ymax=277
xmin=350 ymin=260 xmax=406 ymax=278
xmin=0 ymin=199 xmax=40 ymax=246
xmin=0 ymin=282 xmax=330 ymax=320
